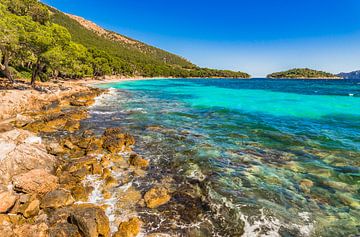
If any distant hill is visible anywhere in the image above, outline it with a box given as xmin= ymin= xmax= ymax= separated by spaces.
xmin=49 ymin=7 xmax=250 ymax=78
xmin=267 ymin=68 xmax=341 ymax=79
xmin=338 ymin=70 xmax=360 ymax=79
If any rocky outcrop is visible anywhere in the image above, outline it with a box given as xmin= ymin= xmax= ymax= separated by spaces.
xmin=0 ymin=129 xmax=57 ymax=184
xmin=0 ymin=191 xmax=18 ymax=213
xmin=40 ymin=189 xmax=75 ymax=209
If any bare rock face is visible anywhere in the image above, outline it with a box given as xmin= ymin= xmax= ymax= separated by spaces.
xmin=68 ymin=204 xmax=110 ymax=237
xmin=113 ymin=217 xmax=142 ymax=237
xmin=12 ymin=169 xmax=59 ymax=195
xmin=0 ymin=191 xmax=18 ymax=213
xmin=0 ymin=129 xmax=57 ymax=185
xmin=41 ymin=189 xmax=75 ymax=209
xmin=144 ymin=187 xmax=171 ymax=209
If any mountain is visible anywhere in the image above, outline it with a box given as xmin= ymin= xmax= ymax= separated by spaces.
xmin=48 ymin=7 xmax=250 ymax=79
xmin=338 ymin=70 xmax=360 ymax=79
xmin=267 ymin=68 xmax=341 ymax=79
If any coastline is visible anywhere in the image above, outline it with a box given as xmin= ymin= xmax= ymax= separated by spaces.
xmin=0 ymin=78 xmax=168 ymax=236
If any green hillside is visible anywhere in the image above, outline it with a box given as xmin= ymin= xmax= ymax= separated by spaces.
xmin=0 ymin=0 xmax=250 ymax=86
xmin=267 ymin=68 xmax=340 ymax=79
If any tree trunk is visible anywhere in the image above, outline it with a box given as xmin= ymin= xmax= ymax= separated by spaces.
xmin=0 ymin=52 xmax=14 ymax=83
xmin=31 ymin=62 xmax=40 ymax=87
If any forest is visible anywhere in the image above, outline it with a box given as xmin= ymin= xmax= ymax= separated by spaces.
xmin=0 ymin=0 xmax=250 ymax=86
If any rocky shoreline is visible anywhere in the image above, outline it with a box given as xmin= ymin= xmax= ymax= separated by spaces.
xmin=0 ymin=81 xmax=172 ymax=237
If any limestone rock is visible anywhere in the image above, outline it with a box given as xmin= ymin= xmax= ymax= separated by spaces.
xmin=129 ymin=154 xmax=149 ymax=169
xmin=114 ymin=217 xmax=142 ymax=237
xmin=41 ymin=189 xmax=75 ymax=209
xmin=49 ymin=222 xmax=81 ymax=237
xmin=12 ymin=169 xmax=59 ymax=195
xmin=144 ymin=187 xmax=171 ymax=209
xmin=0 ymin=191 xmax=18 ymax=213
xmin=69 ymin=204 xmax=110 ymax=237
xmin=13 ymin=223 xmax=49 ymax=237
xmin=23 ymin=199 xmax=40 ymax=218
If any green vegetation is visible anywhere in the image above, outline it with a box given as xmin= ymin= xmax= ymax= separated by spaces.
xmin=267 ymin=68 xmax=340 ymax=79
xmin=0 ymin=0 xmax=250 ymax=86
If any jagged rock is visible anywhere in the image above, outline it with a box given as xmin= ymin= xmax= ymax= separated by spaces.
xmin=23 ymin=199 xmax=40 ymax=218
xmin=129 ymin=154 xmax=149 ymax=169
xmin=68 ymin=204 xmax=110 ymax=237
xmin=49 ymin=222 xmax=81 ymax=237
xmin=104 ymin=176 xmax=118 ymax=190
xmin=41 ymin=189 xmax=75 ymax=209
xmin=113 ymin=217 xmax=142 ymax=237
xmin=102 ymin=128 xmax=135 ymax=153
xmin=64 ymin=120 xmax=81 ymax=133
xmin=12 ymin=169 xmax=59 ymax=195
xmin=0 ymin=191 xmax=18 ymax=213
xmin=115 ymin=186 xmax=142 ymax=210
xmin=14 ymin=114 xmax=34 ymax=127
xmin=144 ymin=187 xmax=171 ymax=209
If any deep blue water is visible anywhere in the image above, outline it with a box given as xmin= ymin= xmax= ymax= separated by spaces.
xmin=89 ymin=78 xmax=360 ymax=236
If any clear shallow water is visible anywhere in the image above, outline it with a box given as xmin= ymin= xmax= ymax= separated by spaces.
xmin=90 ymin=79 xmax=360 ymax=236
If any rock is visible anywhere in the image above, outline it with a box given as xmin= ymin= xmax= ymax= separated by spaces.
xmin=102 ymin=168 xmax=111 ymax=179
xmin=41 ymin=189 xmax=75 ymax=209
xmin=69 ymin=204 xmax=110 ymax=237
xmin=0 ymin=129 xmax=57 ymax=184
xmin=144 ymin=187 xmax=171 ymax=209
xmin=12 ymin=169 xmax=59 ymax=195
xmin=102 ymin=128 xmax=135 ymax=153
xmin=49 ymin=222 xmax=81 ymax=237
xmin=13 ymin=223 xmax=49 ymax=237
xmin=0 ymin=191 xmax=18 ymax=213
xmin=64 ymin=120 xmax=81 ymax=133
xmin=47 ymin=142 xmax=66 ymax=156
xmin=23 ymin=199 xmax=40 ymax=218
xmin=92 ymin=163 xmax=102 ymax=175
xmin=14 ymin=114 xmax=33 ymax=127
xmin=0 ymin=123 xmax=14 ymax=133
xmin=115 ymin=186 xmax=142 ymax=210
xmin=71 ymin=185 xmax=93 ymax=202
xmin=114 ymin=217 xmax=142 ymax=237
xmin=104 ymin=176 xmax=118 ymax=190
xmin=70 ymin=99 xmax=95 ymax=107
xmin=129 ymin=154 xmax=149 ymax=169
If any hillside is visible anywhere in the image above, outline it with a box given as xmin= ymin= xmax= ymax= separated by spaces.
xmin=338 ymin=70 xmax=360 ymax=79
xmin=267 ymin=68 xmax=341 ymax=79
xmin=0 ymin=0 xmax=250 ymax=86
xmin=48 ymin=7 xmax=250 ymax=78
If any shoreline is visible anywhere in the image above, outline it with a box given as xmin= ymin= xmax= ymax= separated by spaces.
xmin=0 ymin=79 xmax=164 ymax=236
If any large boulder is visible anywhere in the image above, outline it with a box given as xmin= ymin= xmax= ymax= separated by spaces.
xmin=144 ymin=187 xmax=171 ymax=209
xmin=41 ymin=189 xmax=75 ymax=209
xmin=0 ymin=191 xmax=18 ymax=213
xmin=12 ymin=169 xmax=59 ymax=195
xmin=68 ymin=204 xmax=110 ymax=237
xmin=0 ymin=129 xmax=57 ymax=185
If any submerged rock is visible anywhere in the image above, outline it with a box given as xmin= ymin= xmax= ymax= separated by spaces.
xmin=129 ymin=154 xmax=149 ymax=169
xmin=114 ymin=217 xmax=142 ymax=237
xmin=144 ymin=187 xmax=171 ymax=209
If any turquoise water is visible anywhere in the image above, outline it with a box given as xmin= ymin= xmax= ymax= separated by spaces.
xmin=91 ymin=79 xmax=360 ymax=236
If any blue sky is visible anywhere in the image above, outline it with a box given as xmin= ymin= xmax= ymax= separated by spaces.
xmin=43 ymin=0 xmax=360 ymax=77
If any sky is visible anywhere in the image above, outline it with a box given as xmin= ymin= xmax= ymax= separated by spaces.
xmin=42 ymin=0 xmax=360 ymax=77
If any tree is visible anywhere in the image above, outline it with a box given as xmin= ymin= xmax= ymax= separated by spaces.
xmin=0 ymin=5 xmax=20 ymax=82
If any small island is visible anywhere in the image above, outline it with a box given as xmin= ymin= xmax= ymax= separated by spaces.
xmin=267 ymin=68 xmax=342 ymax=79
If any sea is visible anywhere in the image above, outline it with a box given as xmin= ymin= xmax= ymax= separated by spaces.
xmin=84 ymin=78 xmax=360 ymax=237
